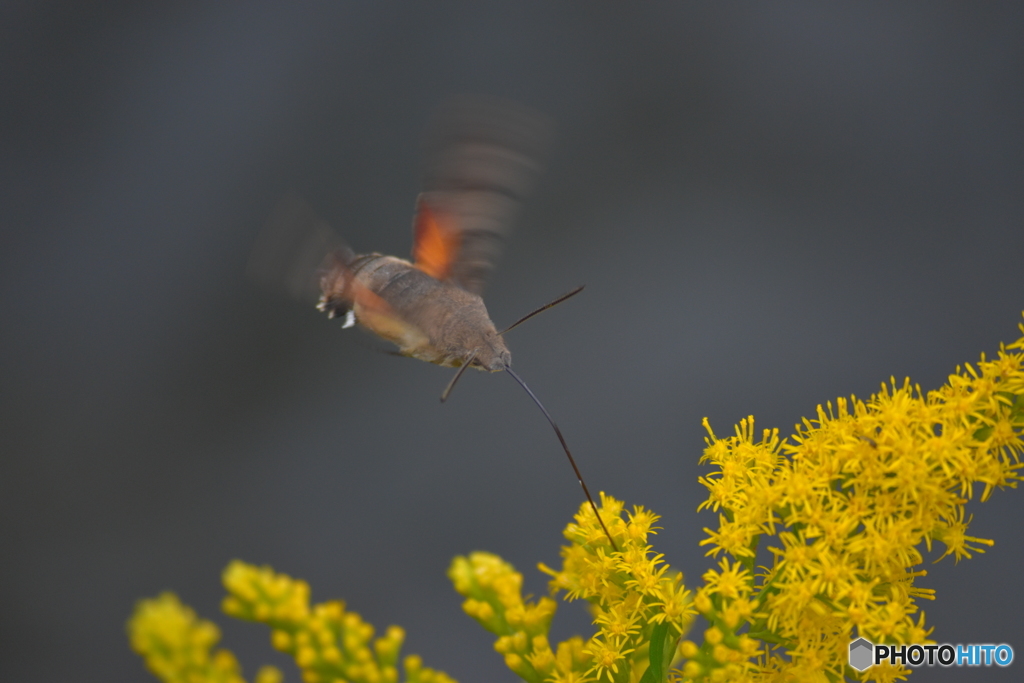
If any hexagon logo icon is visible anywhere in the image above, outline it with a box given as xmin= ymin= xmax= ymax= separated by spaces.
xmin=849 ymin=638 xmax=874 ymax=671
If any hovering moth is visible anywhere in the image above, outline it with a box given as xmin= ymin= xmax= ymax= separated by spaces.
xmin=250 ymin=97 xmax=616 ymax=549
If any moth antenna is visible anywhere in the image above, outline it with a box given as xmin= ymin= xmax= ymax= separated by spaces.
xmin=440 ymin=349 xmax=479 ymax=403
xmin=503 ymin=365 xmax=618 ymax=552
xmin=499 ymin=285 xmax=585 ymax=335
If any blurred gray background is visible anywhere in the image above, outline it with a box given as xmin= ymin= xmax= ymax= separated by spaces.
xmin=2 ymin=2 xmax=1023 ymax=681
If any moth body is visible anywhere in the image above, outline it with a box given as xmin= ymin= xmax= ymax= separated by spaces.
xmin=249 ymin=97 xmax=617 ymax=549
xmin=318 ymin=251 xmax=510 ymax=371
xmin=253 ymin=98 xmax=546 ymax=373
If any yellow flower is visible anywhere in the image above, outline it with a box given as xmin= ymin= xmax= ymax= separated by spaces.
xmin=130 ymin=561 xmax=453 ymax=683
xmin=455 ymin=495 xmax=695 ymax=683
xmin=129 ymin=317 xmax=1024 ymax=683
xmin=449 ymin=552 xmax=562 ymax=683
xmin=221 ymin=561 xmax=452 ymax=683
xmin=583 ymin=635 xmax=635 ymax=683
xmin=700 ymin=560 xmax=750 ymax=602
xmin=690 ymin=318 xmax=1024 ymax=680
xmin=128 ymin=591 xmax=281 ymax=683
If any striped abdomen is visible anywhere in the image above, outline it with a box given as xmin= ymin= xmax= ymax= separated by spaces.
xmin=319 ymin=252 xmax=510 ymax=371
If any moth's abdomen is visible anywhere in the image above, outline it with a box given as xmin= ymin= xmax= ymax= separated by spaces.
xmin=314 ymin=252 xmax=364 ymax=318
xmin=366 ymin=259 xmax=448 ymax=318
xmin=321 ymin=252 xmax=505 ymax=369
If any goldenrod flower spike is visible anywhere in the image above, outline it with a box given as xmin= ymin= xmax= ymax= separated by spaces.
xmin=448 ymin=552 xmax=560 ymax=683
xmin=453 ymin=494 xmax=696 ymax=683
xmin=688 ymin=318 xmax=1024 ymax=680
xmin=221 ymin=560 xmax=454 ymax=683
xmin=128 ymin=591 xmax=282 ymax=683
xmin=127 ymin=560 xmax=459 ymax=683
xmin=129 ymin=318 xmax=1024 ymax=683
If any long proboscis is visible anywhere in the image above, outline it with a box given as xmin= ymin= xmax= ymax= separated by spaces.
xmin=504 ymin=365 xmax=618 ymax=552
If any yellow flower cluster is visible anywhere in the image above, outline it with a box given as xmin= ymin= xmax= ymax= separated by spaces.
xmin=688 ymin=322 xmax=1024 ymax=681
xmin=449 ymin=552 xmax=569 ymax=683
xmin=129 ymin=318 xmax=1024 ymax=683
xmin=546 ymin=494 xmax=695 ymax=683
xmin=451 ymin=494 xmax=694 ymax=683
xmin=222 ymin=560 xmax=455 ymax=683
xmin=128 ymin=591 xmax=281 ymax=683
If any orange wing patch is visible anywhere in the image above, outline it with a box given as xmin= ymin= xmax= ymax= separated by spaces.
xmin=412 ymin=195 xmax=461 ymax=281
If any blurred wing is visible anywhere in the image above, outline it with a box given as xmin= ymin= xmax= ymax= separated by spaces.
xmin=250 ymin=193 xmax=429 ymax=349
xmin=247 ymin=191 xmax=351 ymax=304
xmin=411 ymin=195 xmax=461 ymax=281
xmin=416 ymin=96 xmax=552 ymax=294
